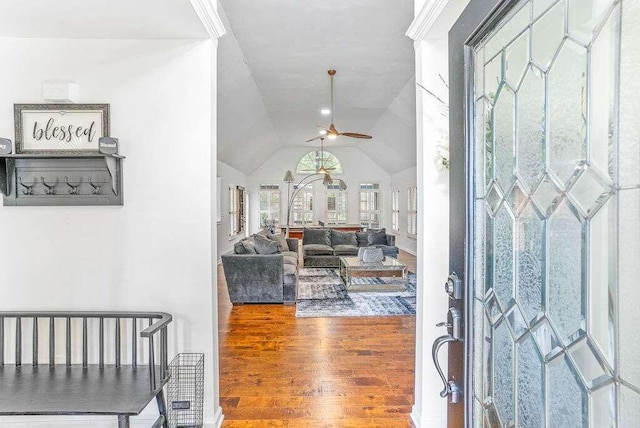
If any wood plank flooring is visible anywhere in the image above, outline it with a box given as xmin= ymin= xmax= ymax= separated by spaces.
xmin=218 ymin=251 xmax=417 ymax=427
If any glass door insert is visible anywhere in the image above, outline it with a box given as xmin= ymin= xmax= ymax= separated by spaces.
xmin=469 ymin=0 xmax=640 ymax=426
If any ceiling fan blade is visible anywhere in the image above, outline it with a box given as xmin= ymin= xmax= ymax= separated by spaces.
xmin=317 ymin=166 xmax=336 ymax=173
xmin=306 ymin=135 xmax=324 ymax=142
xmin=312 ymin=70 xmax=373 ymax=143
xmin=340 ymin=132 xmax=373 ymax=139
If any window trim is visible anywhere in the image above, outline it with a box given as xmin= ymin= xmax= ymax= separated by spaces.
xmin=391 ymin=189 xmax=400 ymax=232
xmin=296 ymin=150 xmax=343 ymax=174
xmin=359 ymin=182 xmax=382 ymax=229
xmin=326 ymin=184 xmax=348 ymax=225
xmin=258 ymin=184 xmax=280 ymax=228
xmin=229 ymin=185 xmax=245 ymax=238
xmin=292 ymin=183 xmax=314 ymax=226
xmin=407 ymin=186 xmax=417 ymax=238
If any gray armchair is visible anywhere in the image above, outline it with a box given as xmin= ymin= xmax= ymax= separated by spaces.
xmin=221 ymin=237 xmax=299 ymax=305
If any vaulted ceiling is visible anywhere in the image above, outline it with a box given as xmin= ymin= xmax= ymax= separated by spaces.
xmin=217 ymin=0 xmax=416 ymax=175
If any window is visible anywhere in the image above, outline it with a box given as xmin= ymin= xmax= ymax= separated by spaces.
xmin=359 ymin=183 xmax=381 ymax=229
xmin=296 ymin=150 xmax=343 ymax=174
xmin=408 ymin=186 xmax=417 ymax=237
xmin=326 ymin=184 xmax=347 ymax=225
xmin=292 ymin=183 xmax=313 ymax=225
xmin=259 ymin=184 xmax=280 ymax=227
xmin=229 ymin=186 xmax=245 ymax=236
xmin=392 ymin=190 xmax=400 ymax=232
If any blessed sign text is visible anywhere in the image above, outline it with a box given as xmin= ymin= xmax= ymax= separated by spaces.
xmin=14 ymin=104 xmax=109 ymax=154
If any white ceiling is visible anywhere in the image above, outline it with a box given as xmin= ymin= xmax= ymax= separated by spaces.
xmin=0 ymin=0 xmax=208 ymax=39
xmin=0 ymin=0 xmax=417 ymax=174
xmin=218 ymin=0 xmax=416 ymax=175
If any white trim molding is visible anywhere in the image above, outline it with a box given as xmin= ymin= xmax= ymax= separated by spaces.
xmin=406 ymin=0 xmax=450 ymax=43
xmin=410 ymin=406 xmax=421 ymax=427
xmin=189 ymin=0 xmax=226 ymax=39
xmin=399 ymin=246 xmax=417 ymax=257
xmin=411 ymin=407 xmax=447 ymax=428
xmin=212 ymin=405 xmax=225 ymax=427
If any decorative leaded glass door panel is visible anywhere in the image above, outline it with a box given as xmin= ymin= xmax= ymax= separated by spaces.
xmin=468 ymin=0 xmax=640 ymax=426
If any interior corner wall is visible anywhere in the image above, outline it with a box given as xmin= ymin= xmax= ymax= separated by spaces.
xmin=412 ymin=35 xmax=452 ymax=428
xmin=0 ymin=37 xmax=216 ymax=427
xmin=209 ymin=35 xmax=224 ymax=428
xmin=216 ymin=160 xmax=249 ymax=261
xmin=390 ymin=166 xmax=418 ymax=255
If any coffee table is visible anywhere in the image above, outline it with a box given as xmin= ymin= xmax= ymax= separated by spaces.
xmin=339 ymin=256 xmax=408 ymax=292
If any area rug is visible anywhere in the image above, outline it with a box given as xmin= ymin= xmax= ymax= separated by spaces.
xmin=295 ymin=268 xmax=416 ymax=318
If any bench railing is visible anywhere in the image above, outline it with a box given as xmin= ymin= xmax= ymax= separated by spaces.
xmin=0 ymin=311 xmax=172 ymax=391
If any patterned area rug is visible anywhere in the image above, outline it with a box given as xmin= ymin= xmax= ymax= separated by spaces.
xmin=296 ymin=268 xmax=416 ymax=318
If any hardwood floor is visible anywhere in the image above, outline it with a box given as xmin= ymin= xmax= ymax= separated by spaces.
xmin=218 ymin=251 xmax=417 ymax=427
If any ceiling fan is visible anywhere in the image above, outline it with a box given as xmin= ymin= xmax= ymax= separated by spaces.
xmin=315 ymin=137 xmax=335 ymax=173
xmin=306 ymin=69 xmax=373 ymax=143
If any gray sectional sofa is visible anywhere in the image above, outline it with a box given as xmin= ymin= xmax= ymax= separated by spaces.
xmin=303 ymin=227 xmax=398 ymax=268
xmin=221 ymin=232 xmax=300 ymax=305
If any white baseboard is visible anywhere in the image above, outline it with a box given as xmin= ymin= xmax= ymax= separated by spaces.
xmin=399 ymin=245 xmax=417 ymax=256
xmin=410 ymin=405 xmax=421 ymax=427
xmin=212 ymin=405 xmax=224 ymax=427
xmin=409 ymin=405 xmax=447 ymax=428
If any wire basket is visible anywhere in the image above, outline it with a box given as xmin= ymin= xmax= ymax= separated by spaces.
xmin=167 ymin=353 xmax=204 ymax=428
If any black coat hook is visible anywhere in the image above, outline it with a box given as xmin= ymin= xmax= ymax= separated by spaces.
xmin=64 ymin=176 xmax=82 ymax=195
xmin=41 ymin=177 xmax=58 ymax=195
xmin=18 ymin=177 xmax=35 ymax=195
xmin=88 ymin=177 xmax=101 ymax=195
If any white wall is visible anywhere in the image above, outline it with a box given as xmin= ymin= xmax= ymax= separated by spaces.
xmin=0 ymin=37 xmax=219 ymax=427
xmin=209 ymin=34 xmax=224 ymax=428
xmin=216 ymin=160 xmax=249 ymax=260
xmin=411 ymin=37 xmax=451 ymax=428
xmin=391 ymin=166 xmax=418 ymax=255
xmin=246 ymin=146 xmax=392 ymax=233
xmin=409 ymin=0 xmax=472 ymax=426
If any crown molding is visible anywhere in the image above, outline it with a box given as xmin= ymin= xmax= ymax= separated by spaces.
xmin=406 ymin=0 xmax=450 ymax=43
xmin=189 ymin=0 xmax=226 ymax=39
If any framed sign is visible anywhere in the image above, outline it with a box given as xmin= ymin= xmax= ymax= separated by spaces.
xmin=14 ymin=104 xmax=109 ymax=154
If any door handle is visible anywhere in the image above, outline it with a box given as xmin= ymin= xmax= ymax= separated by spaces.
xmin=432 ymin=334 xmax=457 ymax=397
xmin=432 ymin=334 xmax=463 ymax=403
xmin=432 ymin=306 xmax=464 ymax=402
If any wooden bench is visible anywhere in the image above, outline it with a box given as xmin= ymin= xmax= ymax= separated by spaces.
xmin=0 ymin=311 xmax=172 ymax=428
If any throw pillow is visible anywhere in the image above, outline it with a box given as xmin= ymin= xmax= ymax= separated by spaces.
xmin=267 ymin=232 xmax=289 ymax=252
xmin=367 ymin=230 xmax=388 ymax=246
xmin=356 ymin=232 xmax=369 ymax=247
xmin=233 ymin=241 xmax=247 ymax=254
xmin=241 ymin=238 xmax=257 ymax=254
xmin=302 ymin=228 xmax=331 ymax=246
xmin=368 ymin=227 xmax=386 ymax=234
xmin=330 ymin=229 xmax=357 ymax=246
xmin=254 ymin=235 xmax=279 ymax=255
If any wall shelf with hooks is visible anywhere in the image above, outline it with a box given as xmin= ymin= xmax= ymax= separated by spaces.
xmin=0 ymin=153 xmax=124 ymax=206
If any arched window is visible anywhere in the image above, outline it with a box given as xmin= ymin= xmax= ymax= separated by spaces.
xmin=296 ymin=150 xmax=343 ymax=174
